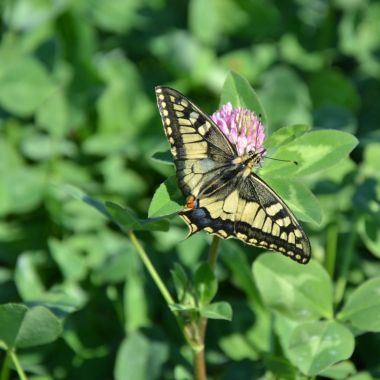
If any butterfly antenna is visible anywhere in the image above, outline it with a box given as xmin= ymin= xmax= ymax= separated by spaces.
xmin=265 ymin=156 xmax=298 ymax=165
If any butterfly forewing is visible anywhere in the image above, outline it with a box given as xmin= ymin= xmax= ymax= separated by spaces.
xmin=155 ymin=86 xmax=311 ymax=264
xmin=155 ymin=86 xmax=236 ymax=198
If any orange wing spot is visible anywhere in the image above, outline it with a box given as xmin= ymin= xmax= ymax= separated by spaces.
xmin=186 ymin=195 xmax=196 ymax=209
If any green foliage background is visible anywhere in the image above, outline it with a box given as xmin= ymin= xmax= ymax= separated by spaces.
xmin=0 ymin=0 xmax=379 ymax=379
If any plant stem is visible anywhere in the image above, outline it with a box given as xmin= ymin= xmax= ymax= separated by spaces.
xmin=193 ymin=317 xmax=208 ymax=380
xmin=127 ymin=230 xmax=199 ymax=349
xmin=326 ymin=222 xmax=338 ymax=278
xmin=128 ymin=231 xmax=175 ymax=305
xmin=10 ymin=351 xmax=27 ymax=380
xmin=0 ymin=350 xmax=11 ymax=380
xmin=194 ymin=236 xmax=221 ymax=380
xmin=208 ymin=236 xmax=220 ymax=270
xmin=334 ymin=217 xmax=358 ymax=305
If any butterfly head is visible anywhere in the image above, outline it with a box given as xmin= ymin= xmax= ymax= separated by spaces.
xmin=247 ymin=148 xmax=266 ymax=164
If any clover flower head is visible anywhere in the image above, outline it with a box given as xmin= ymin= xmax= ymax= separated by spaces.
xmin=211 ymin=102 xmax=265 ymax=157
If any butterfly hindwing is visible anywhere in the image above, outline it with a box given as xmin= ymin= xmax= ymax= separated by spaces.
xmin=235 ymin=174 xmax=311 ymax=263
xmin=181 ymin=173 xmax=311 ymax=263
xmin=156 ymin=86 xmax=311 ymax=264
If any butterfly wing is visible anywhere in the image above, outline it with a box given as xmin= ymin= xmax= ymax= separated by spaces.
xmin=181 ymin=172 xmax=311 ymax=264
xmin=235 ymin=173 xmax=311 ymax=263
xmin=155 ymin=86 xmax=237 ymax=198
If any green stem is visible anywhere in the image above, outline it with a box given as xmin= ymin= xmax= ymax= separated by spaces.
xmin=127 ymin=231 xmax=199 ymax=350
xmin=325 ymin=222 xmax=338 ymax=278
xmin=10 ymin=351 xmax=27 ymax=380
xmin=194 ymin=236 xmax=221 ymax=380
xmin=128 ymin=231 xmax=175 ymax=305
xmin=0 ymin=350 xmax=11 ymax=380
xmin=334 ymin=217 xmax=358 ymax=306
xmin=208 ymin=236 xmax=220 ymax=270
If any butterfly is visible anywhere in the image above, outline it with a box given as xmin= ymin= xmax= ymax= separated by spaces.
xmin=155 ymin=86 xmax=311 ymax=264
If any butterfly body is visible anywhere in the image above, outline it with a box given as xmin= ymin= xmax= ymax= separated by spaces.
xmin=155 ymin=86 xmax=311 ymax=264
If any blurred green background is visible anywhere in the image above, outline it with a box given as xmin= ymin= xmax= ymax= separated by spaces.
xmin=1 ymin=0 xmax=380 ymax=379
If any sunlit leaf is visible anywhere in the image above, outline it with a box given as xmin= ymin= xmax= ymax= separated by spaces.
xmin=287 ymin=321 xmax=354 ymax=376
xmin=253 ymin=253 xmax=333 ymax=321
xmin=338 ymin=277 xmax=380 ymax=332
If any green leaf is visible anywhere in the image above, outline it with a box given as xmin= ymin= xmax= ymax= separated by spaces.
xmin=27 ymin=283 xmax=87 ymax=314
xmin=3 ymin=0 xmax=68 ymax=30
xmin=171 ymin=263 xmax=189 ymax=302
xmin=287 ymin=321 xmax=355 ymax=376
xmin=200 ymin=301 xmax=232 ymax=321
xmin=347 ymin=373 xmax=374 ymax=380
xmin=49 ymin=238 xmax=88 ymax=282
xmin=194 ymin=263 xmax=218 ymax=307
xmin=0 ymin=304 xmax=62 ymax=349
xmin=61 ymin=185 xmax=169 ymax=232
xmin=362 ymin=143 xmax=380 ymax=180
xmin=319 ymin=361 xmax=356 ymax=380
xmin=114 ymin=331 xmax=169 ymax=380
xmin=253 ymin=253 xmax=333 ymax=320
xmin=259 ymin=66 xmax=312 ymax=132
xmin=148 ymin=176 xmax=184 ymax=218
xmin=0 ymin=167 xmax=45 ymax=216
xmin=274 ymin=313 xmax=302 ymax=357
xmin=220 ymin=71 xmax=268 ymax=125
xmin=99 ymin=155 xmax=147 ymax=198
xmin=20 ymin=131 xmax=77 ymax=161
xmin=219 ymin=45 xmax=276 ymax=84
xmin=60 ymin=184 xmax=110 ymax=219
xmin=262 ymin=354 xmax=298 ymax=380
xmin=151 ymin=150 xmax=174 ymax=166
xmin=15 ymin=252 xmax=46 ymax=300
xmin=96 ymin=54 xmax=153 ymax=135
xmin=107 ymin=202 xmax=170 ymax=232
xmin=177 ymin=234 xmax=207 ymax=268
xmin=0 ymin=55 xmax=55 ymax=116
xmin=309 ymin=70 xmax=359 ymax=111
xmin=358 ymin=213 xmax=380 ymax=258
xmin=189 ymin=0 xmax=245 ymax=46
xmin=92 ymin=244 xmax=136 ymax=285
xmin=261 ymin=129 xmax=359 ymax=178
xmin=314 ymin=105 xmax=357 ymax=134
xmin=174 ymin=366 xmax=193 ymax=380
xmin=15 ymin=249 xmax=87 ymax=314
xmin=338 ymin=277 xmax=380 ymax=332
xmin=261 ymin=176 xmax=323 ymax=224
xmin=219 ymin=332 xmax=259 ymax=361
xmin=264 ymin=124 xmax=311 ymax=149
xmin=0 ymin=304 xmax=27 ymax=349
xmin=36 ymin=89 xmax=69 ymax=137
xmin=91 ymin=0 xmax=142 ymax=33
xmin=151 ymin=31 xmax=216 ymax=82
xmin=221 ymin=241 xmax=262 ymax=303
xmin=168 ymin=303 xmax=197 ymax=313
xmin=280 ymin=34 xmax=324 ymax=71
xmin=15 ymin=306 xmax=63 ymax=348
